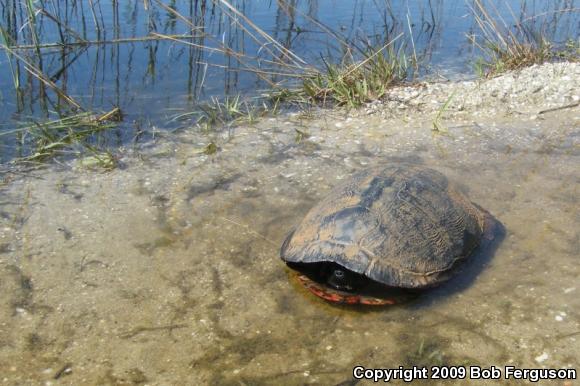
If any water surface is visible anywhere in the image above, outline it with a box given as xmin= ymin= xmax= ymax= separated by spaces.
xmin=0 ymin=0 xmax=578 ymax=139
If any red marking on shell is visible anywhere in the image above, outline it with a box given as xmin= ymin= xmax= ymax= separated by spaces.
xmin=297 ymin=275 xmax=395 ymax=306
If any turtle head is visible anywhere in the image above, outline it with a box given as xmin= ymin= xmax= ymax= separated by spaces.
xmin=320 ymin=263 xmax=365 ymax=293
xmin=286 ymin=261 xmax=365 ymax=292
xmin=325 ymin=266 xmax=355 ymax=292
xmin=287 ymin=261 xmax=409 ymax=305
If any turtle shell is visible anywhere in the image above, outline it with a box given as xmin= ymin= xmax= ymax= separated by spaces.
xmin=280 ymin=164 xmax=493 ymax=289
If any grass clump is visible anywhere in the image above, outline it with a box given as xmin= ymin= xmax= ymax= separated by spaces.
xmin=470 ymin=0 xmax=579 ymax=77
xmin=303 ymin=39 xmax=410 ymax=108
xmin=171 ymin=38 xmax=413 ymax=132
xmin=77 ymin=151 xmax=118 ymax=171
xmin=432 ymin=91 xmax=456 ymax=133
xmin=4 ymin=108 xmax=122 ymax=167
xmin=556 ymin=38 xmax=580 ymax=61
xmin=473 ymin=36 xmax=561 ymax=77
xmin=171 ymin=95 xmax=271 ymax=131
xmin=404 ymin=337 xmax=447 ymax=368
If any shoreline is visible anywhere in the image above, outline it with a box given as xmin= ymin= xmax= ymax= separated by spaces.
xmin=363 ymin=61 xmax=579 ymax=120
xmin=3 ymin=61 xmax=578 ymax=175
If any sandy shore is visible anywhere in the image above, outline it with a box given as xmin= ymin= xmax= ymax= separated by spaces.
xmin=0 ymin=62 xmax=578 ymax=385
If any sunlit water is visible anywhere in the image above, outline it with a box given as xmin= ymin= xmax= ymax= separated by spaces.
xmin=0 ymin=102 xmax=577 ymax=384
xmin=0 ymin=0 xmax=578 ymax=141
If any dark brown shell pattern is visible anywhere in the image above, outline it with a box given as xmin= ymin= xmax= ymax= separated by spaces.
xmin=280 ymin=164 xmax=489 ymax=289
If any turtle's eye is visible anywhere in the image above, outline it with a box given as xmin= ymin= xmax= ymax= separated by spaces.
xmin=333 ymin=269 xmax=345 ymax=279
xmin=327 ymin=268 xmax=355 ymax=292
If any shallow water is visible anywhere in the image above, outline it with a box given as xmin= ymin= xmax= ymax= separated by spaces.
xmin=0 ymin=102 xmax=577 ymax=384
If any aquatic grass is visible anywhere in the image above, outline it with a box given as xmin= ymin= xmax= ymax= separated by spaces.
xmin=169 ymin=87 xmax=316 ymax=131
xmin=87 ymin=0 xmax=102 ymax=38
xmin=216 ymin=0 xmax=308 ymax=69
xmin=0 ymin=42 xmax=82 ymax=110
xmin=194 ymin=96 xmax=242 ymax=130
xmin=476 ymin=36 xmax=555 ymax=76
xmin=555 ymin=38 xmax=580 ymax=61
xmin=0 ymin=0 xmax=417 ymax=164
xmin=77 ymin=148 xmax=118 ymax=170
xmin=3 ymin=108 xmax=122 ymax=164
xmin=168 ymin=35 xmax=414 ymax=131
xmin=432 ymin=91 xmax=456 ymax=133
xmin=294 ymin=128 xmax=310 ymax=144
xmin=23 ymin=0 xmax=42 ymax=60
xmin=0 ymin=27 xmax=20 ymax=92
xmin=469 ymin=0 xmax=580 ymax=77
xmin=169 ymin=95 xmax=272 ymax=131
xmin=150 ymin=0 xmax=417 ymax=107
xmin=404 ymin=337 xmax=447 ymax=368
xmin=1 ymin=33 xmax=202 ymax=50
xmin=302 ymin=35 xmax=410 ymax=108
xmin=152 ymin=0 xmax=315 ymax=88
xmin=203 ymin=142 xmax=218 ymax=155
xmin=265 ymin=88 xmax=308 ymax=110
xmin=3 ymin=0 xmax=417 ymax=141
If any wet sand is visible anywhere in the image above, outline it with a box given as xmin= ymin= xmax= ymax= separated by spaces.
xmin=0 ymin=63 xmax=578 ymax=385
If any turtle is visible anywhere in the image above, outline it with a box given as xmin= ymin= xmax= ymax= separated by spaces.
xmin=280 ymin=163 xmax=496 ymax=305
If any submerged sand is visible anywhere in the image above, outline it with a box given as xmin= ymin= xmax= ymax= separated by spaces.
xmin=0 ymin=63 xmax=578 ymax=385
